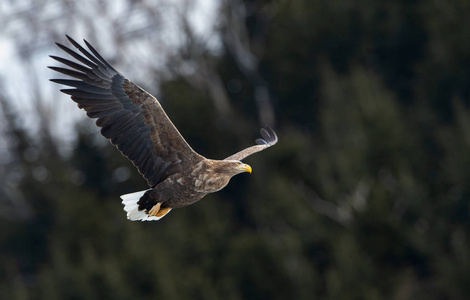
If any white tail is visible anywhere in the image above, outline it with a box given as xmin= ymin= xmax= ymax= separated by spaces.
xmin=120 ymin=190 xmax=171 ymax=221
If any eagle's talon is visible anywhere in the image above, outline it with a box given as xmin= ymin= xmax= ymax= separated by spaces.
xmin=148 ymin=202 xmax=162 ymax=216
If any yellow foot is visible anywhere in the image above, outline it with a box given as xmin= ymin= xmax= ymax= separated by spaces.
xmin=148 ymin=202 xmax=162 ymax=216
xmin=156 ymin=207 xmax=171 ymax=217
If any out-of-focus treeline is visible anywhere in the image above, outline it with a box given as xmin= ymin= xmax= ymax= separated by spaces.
xmin=2 ymin=0 xmax=470 ymax=299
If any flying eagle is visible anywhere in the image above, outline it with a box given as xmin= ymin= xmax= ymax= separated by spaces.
xmin=49 ymin=36 xmax=278 ymax=221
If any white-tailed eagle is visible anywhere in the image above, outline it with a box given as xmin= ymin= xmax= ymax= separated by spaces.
xmin=49 ymin=36 xmax=278 ymax=221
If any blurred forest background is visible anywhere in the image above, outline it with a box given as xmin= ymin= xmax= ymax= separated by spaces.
xmin=1 ymin=0 xmax=470 ymax=299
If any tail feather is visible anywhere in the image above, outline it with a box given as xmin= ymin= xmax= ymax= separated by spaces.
xmin=120 ymin=189 xmax=171 ymax=221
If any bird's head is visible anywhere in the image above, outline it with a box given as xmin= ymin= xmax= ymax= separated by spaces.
xmin=234 ymin=161 xmax=252 ymax=174
xmin=212 ymin=160 xmax=252 ymax=177
xmin=200 ymin=160 xmax=252 ymax=193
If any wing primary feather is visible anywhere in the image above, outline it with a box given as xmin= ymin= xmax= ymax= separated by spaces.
xmin=49 ymin=55 xmax=92 ymax=74
xmin=65 ymin=36 xmax=115 ymax=79
xmin=258 ymin=127 xmax=278 ymax=145
xmin=255 ymin=138 xmax=267 ymax=145
xmin=83 ymin=39 xmax=119 ymax=73
xmin=266 ymin=126 xmax=277 ymax=141
xmin=91 ymin=66 xmax=113 ymax=82
xmin=260 ymin=128 xmax=271 ymax=141
xmin=265 ymin=126 xmax=278 ymax=144
xmin=55 ymin=42 xmax=97 ymax=69
xmin=66 ymin=36 xmax=110 ymax=74
xmin=61 ymin=89 xmax=115 ymax=99
xmin=51 ymin=79 xmax=111 ymax=94
xmin=50 ymin=69 xmax=110 ymax=89
xmin=56 ymin=40 xmax=111 ymax=82
xmin=48 ymin=66 xmax=88 ymax=80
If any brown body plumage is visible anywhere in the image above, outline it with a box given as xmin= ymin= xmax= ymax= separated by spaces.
xmin=50 ymin=36 xmax=278 ymax=221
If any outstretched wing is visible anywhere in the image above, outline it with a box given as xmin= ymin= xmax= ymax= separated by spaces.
xmin=224 ymin=127 xmax=278 ymax=161
xmin=49 ymin=35 xmax=202 ymax=187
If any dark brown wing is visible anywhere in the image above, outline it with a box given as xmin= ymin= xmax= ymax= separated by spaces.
xmin=224 ymin=127 xmax=278 ymax=161
xmin=49 ymin=35 xmax=203 ymax=187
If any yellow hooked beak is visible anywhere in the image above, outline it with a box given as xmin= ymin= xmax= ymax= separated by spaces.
xmin=238 ymin=163 xmax=252 ymax=173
